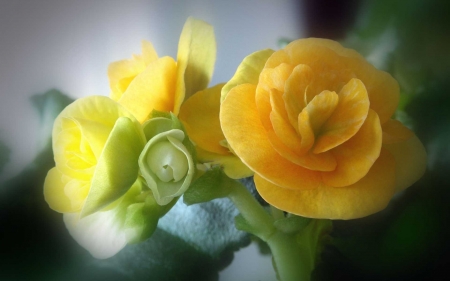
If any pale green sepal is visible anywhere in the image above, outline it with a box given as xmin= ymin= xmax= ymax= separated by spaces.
xmin=142 ymin=117 xmax=173 ymax=141
xmin=183 ymin=166 xmax=235 ymax=205
xmin=81 ymin=117 xmax=146 ymax=217
xmin=221 ymin=49 xmax=275 ymax=102
xmin=124 ymin=194 xmax=159 ymax=244
xmin=274 ymin=216 xmax=312 ymax=235
xmin=139 ymin=129 xmax=195 ymax=206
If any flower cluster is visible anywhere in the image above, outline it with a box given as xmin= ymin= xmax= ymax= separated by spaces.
xmin=44 ymin=18 xmax=426 ymax=261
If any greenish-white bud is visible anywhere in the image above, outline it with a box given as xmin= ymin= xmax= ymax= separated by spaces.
xmin=139 ymin=116 xmax=195 ymax=206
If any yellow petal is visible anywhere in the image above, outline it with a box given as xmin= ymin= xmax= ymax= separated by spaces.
xmin=255 ymin=148 xmax=396 ymax=219
xmin=283 ymin=64 xmax=314 ymax=129
xmin=197 ymin=147 xmax=254 ymax=179
xmin=221 ymin=49 xmax=275 ymax=102
xmin=269 ymin=90 xmax=337 ymax=171
xmin=382 ymin=119 xmax=415 ymax=144
xmin=256 ymin=63 xmax=294 ymax=131
xmin=118 ymin=56 xmax=177 ymax=123
xmin=108 ymin=40 xmax=158 ymax=101
xmin=141 ymin=40 xmax=158 ymax=65
xmin=179 ymin=83 xmax=228 ymax=155
xmin=65 ymin=178 xmax=90 ymax=211
xmin=322 ymin=109 xmax=382 ymax=187
xmin=269 ymin=89 xmax=303 ymax=154
xmin=175 ymin=17 xmax=216 ymax=115
xmin=44 ymin=167 xmax=82 ymax=213
xmin=220 ymin=83 xmax=321 ymax=190
xmin=383 ymin=135 xmax=427 ymax=191
xmin=313 ymin=78 xmax=370 ymax=153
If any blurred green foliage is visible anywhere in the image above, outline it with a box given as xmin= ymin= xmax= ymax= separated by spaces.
xmin=316 ymin=0 xmax=450 ymax=280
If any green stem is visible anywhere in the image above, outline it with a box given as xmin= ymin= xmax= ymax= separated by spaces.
xmin=227 ymin=180 xmax=311 ymax=281
xmin=267 ymin=231 xmax=311 ymax=281
xmin=227 ymin=180 xmax=275 ymax=240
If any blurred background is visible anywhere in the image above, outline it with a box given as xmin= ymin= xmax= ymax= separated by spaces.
xmin=1 ymin=0 xmax=449 ymax=280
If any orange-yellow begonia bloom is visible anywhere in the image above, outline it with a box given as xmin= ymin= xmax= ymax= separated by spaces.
xmin=220 ymin=38 xmax=427 ymax=219
xmin=108 ymin=17 xmax=216 ymax=123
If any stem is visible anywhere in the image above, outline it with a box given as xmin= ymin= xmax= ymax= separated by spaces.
xmin=267 ymin=231 xmax=311 ymax=281
xmin=227 ymin=180 xmax=312 ymax=281
xmin=227 ymin=180 xmax=275 ymax=240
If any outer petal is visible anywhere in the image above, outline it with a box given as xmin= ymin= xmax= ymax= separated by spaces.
xmin=118 ymin=56 xmax=177 ymax=123
xmin=175 ymin=17 xmax=216 ymax=114
xmin=220 ymin=83 xmax=321 ymax=190
xmin=255 ymin=148 xmax=396 ymax=219
xmin=221 ymin=49 xmax=275 ymax=102
xmin=63 ymin=180 xmax=143 ymax=259
xmin=382 ymin=119 xmax=414 ymax=144
xmin=383 ymin=135 xmax=427 ymax=191
xmin=44 ymin=168 xmax=81 ymax=213
xmin=322 ymin=109 xmax=382 ymax=187
xmin=179 ymin=83 xmax=228 ymax=155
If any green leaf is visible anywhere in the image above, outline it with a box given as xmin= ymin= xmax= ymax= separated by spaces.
xmin=274 ymin=216 xmax=312 ymax=235
xmin=183 ymin=166 xmax=235 ymax=205
xmin=82 ymin=117 xmax=145 ymax=217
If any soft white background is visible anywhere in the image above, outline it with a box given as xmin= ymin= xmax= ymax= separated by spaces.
xmin=0 ymin=1 xmax=304 ymax=280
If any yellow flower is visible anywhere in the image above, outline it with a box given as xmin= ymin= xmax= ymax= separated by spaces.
xmin=44 ymin=96 xmax=146 ymax=217
xmin=108 ymin=17 xmax=216 ymax=123
xmin=220 ymin=38 xmax=427 ymax=219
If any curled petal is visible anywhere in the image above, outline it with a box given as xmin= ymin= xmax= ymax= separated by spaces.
xmin=256 ymin=63 xmax=294 ymax=131
xmin=313 ymin=78 xmax=370 ymax=153
xmin=322 ymin=109 xmax=382 ymax=187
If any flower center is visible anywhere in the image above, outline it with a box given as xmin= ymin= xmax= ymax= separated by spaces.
xmin=146 ymin=141 xmax=188 ymax=183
